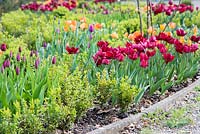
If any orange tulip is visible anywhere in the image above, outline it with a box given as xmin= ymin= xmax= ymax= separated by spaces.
xmin=80 ymin=23 xmax=88 ymax=30
xmin=164 ymin=32 xmax=172 ymax=37
xmin=94 ymin=23 xmax=102 ymax=30
xmin=80 ymin=17 xmax=86 ymax=23
xmin=169 ymin=22 xmax=176 ymax=29
xmin=147 ymin=26 xmax=155 ymax=34
xmin=70 ymin=25 xmax=76 ymax=31
xmin=124 ymin=32 xmax=128 ymax=38
xmin=64 ymin=25 xmax=69 ymax=32
xmin=111 ymin=32 xmax=118 ymax=39
xmin=128 ymin=31 xmax=142 ymax=41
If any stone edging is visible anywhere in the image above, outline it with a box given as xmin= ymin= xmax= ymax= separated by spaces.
xmin=87 ymin=79 xmax=200 ymax=134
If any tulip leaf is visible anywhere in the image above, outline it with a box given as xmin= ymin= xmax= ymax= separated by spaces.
xmin=149 ymin=78 xmax=166 ymax=96
xmin=161 ymin=81 xmax=173 ymax=94
xmin=134 ymin=86 xmax=149 ymax=104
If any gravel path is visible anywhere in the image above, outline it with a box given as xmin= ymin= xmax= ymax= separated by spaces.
xmin=120 ymin=87 xmax=200 ymax=134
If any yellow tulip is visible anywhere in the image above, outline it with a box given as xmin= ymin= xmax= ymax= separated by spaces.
xmin=193 ymin=26 xmax=198 ymax=36
xmin=160 ymin=24 xmax=166 ymax=31
xmin=179 ymin=37 xmax=185 ymax=44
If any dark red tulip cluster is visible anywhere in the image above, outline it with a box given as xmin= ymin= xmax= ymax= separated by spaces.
xmin=94 ymin=31 xmax=199 ymax=67
xmin=94 ymin=0 xmax=117 ymax=4
xmin=156 ymin=32 xmax=199 ymax=54
xmin=152 ymin=2 xmax=194 ymax=16
xmin=66 ymin=45 xmax=79 ymax=54
xmin=93 ymin=36 xmax=158 ymax=68
xmin=21 ymin=0 xmax=77 ymax=12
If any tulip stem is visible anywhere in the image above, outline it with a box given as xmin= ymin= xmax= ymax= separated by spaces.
xmin=136 ymin=0 xmax=143 ymax=34
xmin=146 ymin=0 xmax=150 ymax=37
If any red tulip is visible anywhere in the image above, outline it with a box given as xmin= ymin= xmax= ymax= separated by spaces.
xmin=176 ymin=29 xmax=187 ymax=36
xmin=163 ymin=53 xmax=174 ymax=63
xmin=140 ymin=60 xmax=148 ymax=68
xmin=66 ymin=46 xmax=79 ymax=54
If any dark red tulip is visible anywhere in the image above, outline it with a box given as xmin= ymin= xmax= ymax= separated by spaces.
xmin=176 ymin=29 xmax=187 ymax=36
xmin=140 ymin=60 xmax=148 ymax=68
xmin=0 ymin=44 xmax=7 ymax=51
xmin=52 ymin=56 xmax=56 ymax=64
xmin=163 ymin=53 xmax=174 ymax=63
xmin=66 ymin=46 xmax=79 ymax=54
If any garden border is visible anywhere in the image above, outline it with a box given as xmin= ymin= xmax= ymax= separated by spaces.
xmin=87 ymin=78 xmax=200 ymax=134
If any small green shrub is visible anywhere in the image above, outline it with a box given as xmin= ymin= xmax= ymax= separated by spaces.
xmin=96 ymin=70 xmax=117 ymax=105
xmin=113 ymin=77 xmax=139 ymax=111
xmin=61 ymin=69 xmax=94 ymax=119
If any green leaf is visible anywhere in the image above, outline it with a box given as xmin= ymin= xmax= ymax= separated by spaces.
xmin=149 ymin=78 xmax=166 ymax=96
xmin=161 ymin=81 xmax=173 ymax=94
xmin=134 ymin=86 xmax=149 ymax=104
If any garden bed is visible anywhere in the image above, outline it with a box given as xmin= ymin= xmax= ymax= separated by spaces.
xmin=0 ymin=0 xmax=200 ymax=134
xmin=66 ymin=71 xmax=200 ymax=134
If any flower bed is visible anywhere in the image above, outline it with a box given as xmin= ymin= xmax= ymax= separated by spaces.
xmin=0 ymin=0 xmax=200 ymax=133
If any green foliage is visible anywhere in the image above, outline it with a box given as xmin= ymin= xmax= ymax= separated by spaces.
xmin=96 ymin=70 xmax=117 ymax=104
xmin=61 ymin=69 xmax=93 ymax=118
xmin=113 ymin=77 xmax=139 ymax=111
xmin=181 ymin=0 xmax=192 ymax=5
xmin=117 ymin=18 xmax=147 ymax=35
xmin=165 ymin=108 xmax=192 ymax=128
xmin=1 ymin=10 xmax=53 ymax=49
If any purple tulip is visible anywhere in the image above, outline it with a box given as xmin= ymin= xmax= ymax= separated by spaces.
xmin=16 ymin=53 xmax=21 ymax=61
xmin=35 ymin=58 xmax=40 ymax=69
xmin=52 ymin=56 xmax=56 ymax=64
xmin=0 ymin=44 xmax=7 ymax=51
xmin=10 ymin=51 xmax=13 ymax=58
xmin=19 ymin=47 xmax=22 ymax=53
xmin=3 ymin=59 xmax=10 ymax=68
xmin=16 ymin=67 xmax=20 ymax=75
xmin=43 ymin=42 xmax=47 ymax=48
xmin=89 ymin=24 xmax=94 ymax=33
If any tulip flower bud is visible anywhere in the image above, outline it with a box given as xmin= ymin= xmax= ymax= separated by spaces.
xmin=10 ymin=51 xmax=13 ymax=58
xmin=52 ymin=56 xmax=56 ymax=64
xmin=43 ymin=42 xmax=47 ymax=48
xmin=0 ymin=43 xmax=7 ymax=51
xmin=30 ymin=50 xmax=34 ymax=57
xmin=89 ymin=24 xmax=94 ymax=33
xmin=16 ymin=67 xmax=20 ymax=75
xmin=35 ymin=58 xmax=40 ymax=69
xmin=19 ymin=47 xmax=22 ymax=53
xmin=16 ymin=53 xmax=21 ymax=61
